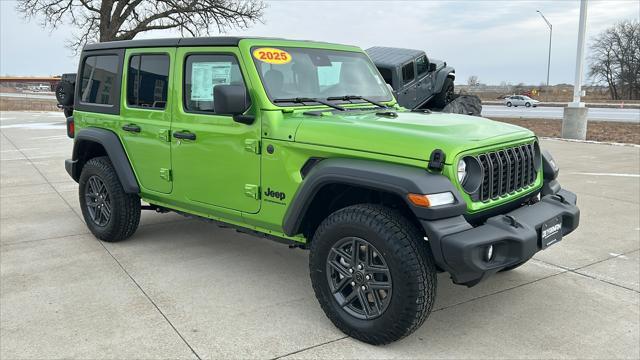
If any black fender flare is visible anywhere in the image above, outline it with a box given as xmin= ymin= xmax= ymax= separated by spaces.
xmin=434 ymin=67 xmax=455 ymax=92
xmin=69 ymin=127 xmax=140 ymax=194
xmin=282 ymin=158 xmax=467 ymax=237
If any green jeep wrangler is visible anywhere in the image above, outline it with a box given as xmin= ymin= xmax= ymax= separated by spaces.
xmin=61 ymin=37 xmax=579 ymax=345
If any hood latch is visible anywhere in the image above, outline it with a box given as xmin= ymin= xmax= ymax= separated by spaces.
xmin=428 ymin=149 xmax=446 ymax=171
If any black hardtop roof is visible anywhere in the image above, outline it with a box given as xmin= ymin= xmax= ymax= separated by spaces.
xmin=82 ymin=36 xmax=285 ymax=51
xmin=365 ymin=47 xmax=425 ymax=68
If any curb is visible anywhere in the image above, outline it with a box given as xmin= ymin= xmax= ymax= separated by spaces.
xmin=540 ymin=137 xmax=640 ymax=148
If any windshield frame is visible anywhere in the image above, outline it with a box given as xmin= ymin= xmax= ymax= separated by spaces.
xmin=250 ymin=46 xmax=394 ymax=108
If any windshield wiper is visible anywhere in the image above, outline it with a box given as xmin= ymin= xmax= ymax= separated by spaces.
xmin=273 ymin=97 xmax=346 ymax=111
xmin=326 ymin=95 xmax=388 ymax=109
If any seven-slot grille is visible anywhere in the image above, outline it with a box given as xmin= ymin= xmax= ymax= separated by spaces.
xmin=475 ymin=143 xmax=538 ymax=202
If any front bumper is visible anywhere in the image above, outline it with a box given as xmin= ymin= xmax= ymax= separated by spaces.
xmin=421 ymin=188 xmax=579 ymax=286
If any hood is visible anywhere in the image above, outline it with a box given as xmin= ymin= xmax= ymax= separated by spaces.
xmin=294 ymin=110 xmax=533 ymax=163
xmin=430 ymin=58 xmax=445 ymax=67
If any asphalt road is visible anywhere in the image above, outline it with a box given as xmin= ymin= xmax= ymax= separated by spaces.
xmin=482 ymin=104 xmax=640 ymax=123
xmin=1 ymin=111 xmax=639 ymax=359
xmin=3 ymin=93 xmax=640 ymax=123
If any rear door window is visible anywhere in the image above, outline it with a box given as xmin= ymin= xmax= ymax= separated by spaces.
xmin=402 ymin=62 xmax=415 ymax=84
xmin=127 ymin=54 xmax=170 ymax=109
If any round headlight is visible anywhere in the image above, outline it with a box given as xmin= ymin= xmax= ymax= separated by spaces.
xmin=457 ymin=159 xmax=467 ymax=183
xmin=459 ymin=156 xmax=483 ymax=194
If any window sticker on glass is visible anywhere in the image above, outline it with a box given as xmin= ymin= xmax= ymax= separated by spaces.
xmin=252 ymin=48 xmax=291 ymax=65
xmin=190 ymin=62 xmax=232 ymax=101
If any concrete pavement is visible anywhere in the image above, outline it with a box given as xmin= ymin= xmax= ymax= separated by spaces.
xmin=1 ymin=111 xmax=638 ymax=359
xmin=482 ymin=105 xmax=640 ymax=123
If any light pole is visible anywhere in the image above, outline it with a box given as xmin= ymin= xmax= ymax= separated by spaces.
xmin=536 ymin=10 xmax=552 ymax=87
xmin=562 ymin=0 xmax=589 ymax=140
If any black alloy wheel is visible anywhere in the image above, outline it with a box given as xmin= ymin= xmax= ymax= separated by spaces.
xmin=85 ymin=175 xmax=111 ymax=227
xmin=326 ymin=236 xmax=392 ymax=320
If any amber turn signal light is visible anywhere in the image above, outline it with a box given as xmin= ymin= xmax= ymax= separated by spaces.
xmin=407 ymin=192 xmax=455 ymax=208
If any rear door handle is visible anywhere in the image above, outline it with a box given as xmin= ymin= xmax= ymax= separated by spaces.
xmin=122 ymin=124 xmax=141 ymax=133
xmin=173 ymin=131 xmax=196 ymax=141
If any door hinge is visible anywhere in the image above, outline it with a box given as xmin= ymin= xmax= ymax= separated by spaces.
xmin=158 ymin=129 xmax=170 ymax=142
xmin=160 ymin=168 xmax=172 ymax=181
xmin=244 ymin=139 xmax=261 ymax=154
xmin=244 ymin=184 xmax=260 ymax=199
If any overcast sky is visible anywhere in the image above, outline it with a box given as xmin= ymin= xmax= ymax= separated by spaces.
xmin=1 ymin=0 xmax=638 ymax=85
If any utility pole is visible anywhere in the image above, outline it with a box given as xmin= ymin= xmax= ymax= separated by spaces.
xmin=536 ymin=10 xmax=552 ymax=87
xmin=562 ymin=0 xmax=589 ymax=140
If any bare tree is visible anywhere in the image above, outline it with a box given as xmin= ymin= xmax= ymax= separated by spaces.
xmin=17 ymin=0 xmax=266 ymax=53
xmin=467 ymin=75 xmax=479 ymax=87
xmin=588 ymin=20 xmax=639 ymax=100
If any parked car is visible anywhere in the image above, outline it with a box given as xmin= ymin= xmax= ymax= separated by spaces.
xmin=57 ymin=37 xmax=579 ymax=345
xmin=366 ymin=47 xmax=455 ymax=110
xmin=504 ymin=95 xmax=540 ymax=107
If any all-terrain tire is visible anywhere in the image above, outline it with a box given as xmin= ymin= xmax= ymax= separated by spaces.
xmin=442 ymin=94 xmax=483 ymax=116
xmin=431 ymin=77 xmax=454 ymax=109
xmin=309 ymin=204 xmax=437 ymax=345
xmin=55 ymin=81 xmax=74 ymax=106
xmin=79 ymin=156 xmax=140 ymax=242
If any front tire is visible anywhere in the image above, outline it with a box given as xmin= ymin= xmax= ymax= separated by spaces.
xmin=79 ymin=156 xmax=141 ymax=242
xmin=431 ymin=78 xmax=454 ymax=109
xmin=506 ymin=101 xmax=512 ymax=107
xmin=309 ymin=204 xmax=437 ymax=345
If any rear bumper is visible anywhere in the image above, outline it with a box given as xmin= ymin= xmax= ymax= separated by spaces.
xmin=65 ymin=159 xmax=78 ymax=182
xmin=421 ymin=188 xmax=579 ymax=286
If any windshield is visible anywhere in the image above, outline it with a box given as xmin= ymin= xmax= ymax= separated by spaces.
xmin=251 ymin=47 xmax=392 ymax=105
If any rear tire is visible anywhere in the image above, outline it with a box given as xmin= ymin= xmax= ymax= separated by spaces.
xmin=525 ymin=102 xmax=531 ymax=108
xmin=79 ymin=156 xmax=140 ymax=242
xmin=309 ymin=204 xmax=437 ymax=345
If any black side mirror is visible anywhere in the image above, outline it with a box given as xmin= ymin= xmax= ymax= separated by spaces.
xmin=213 ymin=84 xmax=254 ymax=124
xmin=429 ymin=63 xmax=437 ymax=72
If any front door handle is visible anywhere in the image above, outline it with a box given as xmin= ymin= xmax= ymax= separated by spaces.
xmin=122 ymin=124 xmax=141 ymax=133
xmin=173 ymin=131 xmax=196 ymax=141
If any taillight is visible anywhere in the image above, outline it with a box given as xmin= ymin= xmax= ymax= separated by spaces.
xmin=66 ymin=116 xmax=74 ymax=138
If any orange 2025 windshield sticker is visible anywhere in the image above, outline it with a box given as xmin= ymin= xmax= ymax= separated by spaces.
xmin=252 ymin=48 xmax=292 ymax=65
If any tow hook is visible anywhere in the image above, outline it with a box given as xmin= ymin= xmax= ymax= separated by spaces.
xmin=504 ymin=215 xmax=520 ymax=228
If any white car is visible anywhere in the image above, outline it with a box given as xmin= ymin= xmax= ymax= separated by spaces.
xmin=504 ymin=95 xmax=539 ymax=108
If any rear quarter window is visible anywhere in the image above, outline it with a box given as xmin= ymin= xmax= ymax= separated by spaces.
xmin=80 ymin=55 xmax=119 ymax=105
xmin=377 ymin=67 xmax=393 ymax=86
xmin=75 ymin=50 xmax=124 ymax=115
